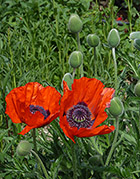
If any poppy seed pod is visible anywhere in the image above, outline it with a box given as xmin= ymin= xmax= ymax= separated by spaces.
xmin=68 ymin=14 xmax=83 ymax=33
xmin=134 ymin=39 xmax=140 ymax=51
xmin=87 ymin=34 xmax=100 ymax=47
xmin=130 ymin=31 xmax=140 ymax=40
xmin=16 ymin=141 xmax=32 ymax=156
xmin=69 ymin=51 xmax=83 ymax=68
xmin=134 ymin=81 xmax=140 ymax=97
xmin=109 ymin=97 xmax=124 ymax=117
xmin=107 ymin=29 xmax=120 ymax=48
xmin=61 ymin=73 xmax=73 ymax=90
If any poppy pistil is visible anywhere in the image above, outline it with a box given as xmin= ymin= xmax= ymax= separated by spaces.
xmin=66 ymin=102 xmax=94 ymax=129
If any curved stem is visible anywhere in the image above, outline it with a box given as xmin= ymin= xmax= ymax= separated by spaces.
xmin=31 ymin=150 xmax=49 ymax=179
xmin=71 ymin=141 xmax=77 ymax=179
xmin=112 ymin=48 xmax=118 ymax=94
xmin=105 ymin=118 xmax=119 ymax=166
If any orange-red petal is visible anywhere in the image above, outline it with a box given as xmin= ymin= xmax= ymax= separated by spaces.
xmin=92 ymin=88 xmax=115 ymax=128
xmin=75 ymin=125 xmax=115 ymax=138
xmin=59 ymin=115 xmax=115 ymax=143
xmin=60 ymin=77 xmax=115 ymax=142
xmin=24 ymin=86 xmax=61 ymax=127
xmin=19 ymin=125 xmax=34 ymax=135
xmin=5 ymin=82 xmax=43 ymax=123
xmin=5 ymin=82 xmax=61 ymax=135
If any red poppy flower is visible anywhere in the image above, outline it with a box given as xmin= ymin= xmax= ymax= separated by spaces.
xmin=116 ymin=17 xmax=122 ymax=21
xmin=59 ymin=77 xmax=115 ymax=143
xmin=5 ymin=82 xmax=61 ymax=135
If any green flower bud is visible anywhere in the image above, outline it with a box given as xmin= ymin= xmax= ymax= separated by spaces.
xmin=134 ymin=81 xmax=140 ymax=97
xmin=61 ymin=73 xmax=73 ymax=90
xmin=68 ymin=14 xmax=83 ymax=33
xmin=107 ymin=29 xmax=120 ymax=48
xmin=87 ymin=34 xmax=100 ymax=47
xmin=130 ymin=31 xmax=140 ymax=40
xmin=16 ymin=141 xmax=32 ymax=156
xmin=69 ymin=51 xmax=83 ymax=68
xmin=109 ymin=97 xmax=124 ymax=117
xmin=134 ymin=39 xmax=140 ymax=51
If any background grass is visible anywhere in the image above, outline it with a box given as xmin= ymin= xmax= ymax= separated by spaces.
xmin=1 ymin=0 xmax=140 ymax=178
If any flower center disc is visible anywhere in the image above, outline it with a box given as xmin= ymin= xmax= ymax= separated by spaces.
xmin=66 ymin=102 xmax=94 ymax=129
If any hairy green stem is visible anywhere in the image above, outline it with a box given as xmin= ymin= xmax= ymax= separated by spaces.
xmin=72 ymin=68 xmax=76 ymax=81
xmin=32 ymin=128 xmax=37 ymax=153
xmin=31 ymin=150 xmax=49 ymax=179
xmin=77 ymin=32 xmax=80 ymax=51
xmin=112 ymin=48 xmax=118 ymax=94
xmin=94 ymin=47 xmax=97 ymax=76
xmin=71 ymin=141 xmax=77 ymax=179
xmin=105 ymin=118 xmax=119 ymax=166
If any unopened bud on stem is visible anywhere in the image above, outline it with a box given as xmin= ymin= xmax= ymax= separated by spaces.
xmin=68 ymin=14 xmax=83 ymax=33
xmin=107 ymin=29 xmax=120 ymax=48
xmin=109 ymin=97 xmax=124 ymax=117
xmin=130 ymin=31 xmax=140 ymax=40
xmin=61 ymin=73 xmax=73 ymax=89
xmin=69 ymin=51 xmax=83 ymax=68
xmin=16 ymin=140 xmax=32 ymax=156
xmin=87 ymin=34 xmax=100 ymax=47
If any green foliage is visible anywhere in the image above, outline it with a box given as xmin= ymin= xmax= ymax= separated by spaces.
xmin=1 ymin=0 xmax=140 ymax=178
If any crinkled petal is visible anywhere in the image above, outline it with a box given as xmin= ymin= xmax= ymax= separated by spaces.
xmin=63 ymin=80 xmax=70 ymax=93
xmin=35 ymin=86 xmax=61 ymax=114
xmin=5 ymin=88 xmax=23 ymax=123
xmin=75 ymin=125 xmax=115 ymax=138
xmin=92 ymin=88 xmax=115 ymax=128
xmin=24 ymin=82 xmax=44 ymax=106
xmin=24 ymin=86 xmax=61 ymax=127
xmin=60 ymin=77 xmax=115 ymax=142
xmin=5 ymin=82 xmax=61 ymax=135
xmin=19 ymin=125 xmax=34 ymax=135
xmin=59 ymin=115 xmax=76 ymax=143
xmin=5 ymin=82 xmax=43 ymax=123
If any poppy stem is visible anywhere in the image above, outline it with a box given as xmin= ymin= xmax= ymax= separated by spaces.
xmin=105 ymin=117 xmax=119 ymax=166
xmin=77 ymin=32 xmax=80 ymax=51
xmin=72 ymin=68 xmax=76 ymax=81
xmin=94 ymin=47 xmax=97 ymax=77
xmin=32 ymin=128 xmax=37 ymax=153
xmin=71 ymin=141 xmax=77 ymax=179
xmin=112 ymin=48 xmax=118 ymax=94
xmin=31 ymin=150 xmax=49 ymax=179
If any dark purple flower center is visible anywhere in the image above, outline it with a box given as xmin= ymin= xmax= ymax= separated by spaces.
xmin=66 ymin=102 xmax=94 ymax=129
xmin=30 ymin=105 xmax=50 ymax=120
